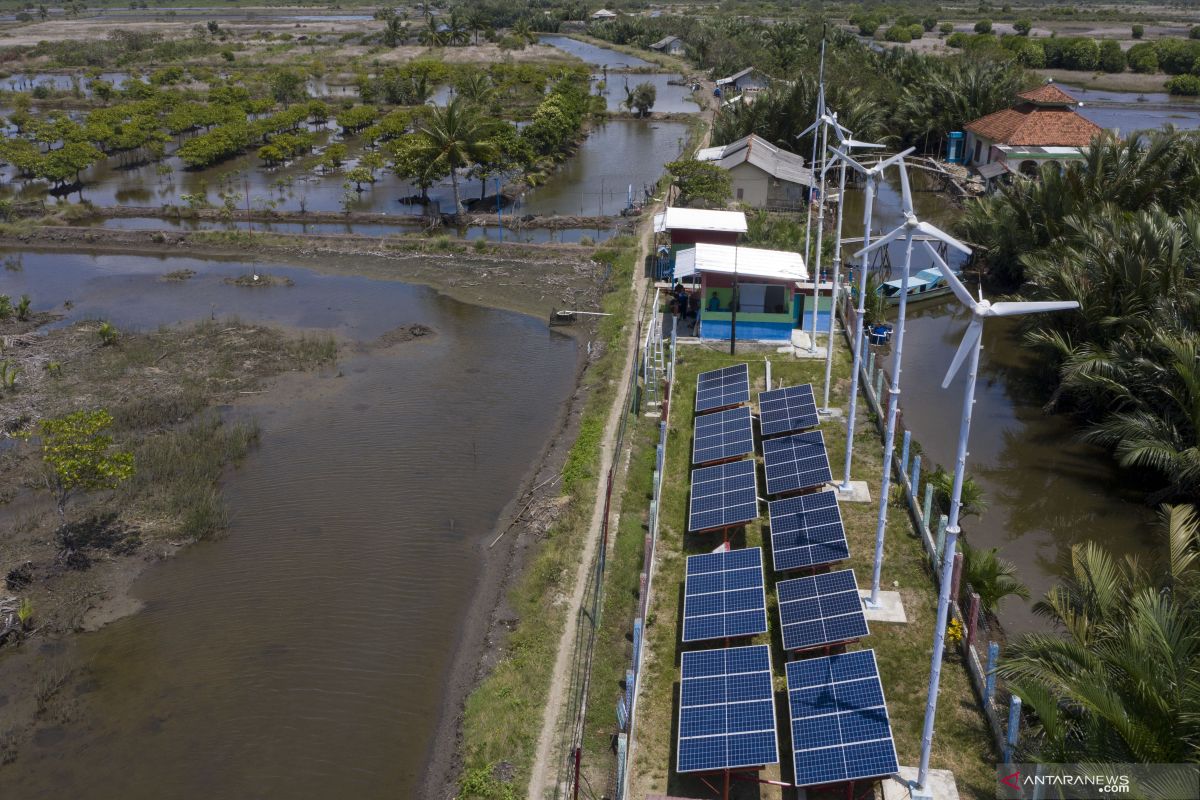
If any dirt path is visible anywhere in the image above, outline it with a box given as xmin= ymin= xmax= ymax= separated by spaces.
xmin=526 ymin=210 xmax=653 ymax=800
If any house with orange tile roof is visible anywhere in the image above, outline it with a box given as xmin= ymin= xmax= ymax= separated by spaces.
xmin=963 ymin=82 xmax=1105 ymax=177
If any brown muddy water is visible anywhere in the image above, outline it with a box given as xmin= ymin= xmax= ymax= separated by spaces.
xmin=839 ymin=173 xmax=1157 ymax=633
xmin=0 ymin=252 xmax=579 ymax=797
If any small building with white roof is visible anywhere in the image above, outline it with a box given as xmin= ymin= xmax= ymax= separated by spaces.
xmin=653 ymin=208 xmax=748 ymax=280
xmin=590 ymin=8 xmax=618 ymax=20
xmin=673 ymin=243 xmax=810 ymax=341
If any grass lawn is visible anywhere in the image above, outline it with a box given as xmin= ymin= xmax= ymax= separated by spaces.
xmin=628 ymin=337 xmax=996 ymax=800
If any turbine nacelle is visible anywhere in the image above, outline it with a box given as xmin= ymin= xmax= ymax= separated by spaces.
xmin=925 ymin=242 xmax=1080 ymax=388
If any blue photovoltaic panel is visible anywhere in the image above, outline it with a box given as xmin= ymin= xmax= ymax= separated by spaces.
xmin=683 ymin=547 xmax=769 ymax=642
xmin=696 ymin=363 xmax=750 ymax=414
xmin=785 ymin=649 xmax=899 ymax=787
xmin=678 ymin=644 xmax=779 ymax=773
xmin=693 ymin=406 xmax=755 ymax=465
xmin=777 ymin=569 xmax=869 ymax=651
xmin=688 ymin=459 xmax=759 ymax=533
xmin=763 ymin=431 xmax=832 ymax=496
xmin=759 ymin=383 xmax=819 ymax=437
xmin=768 ymin=490 xmax=849 ymax=572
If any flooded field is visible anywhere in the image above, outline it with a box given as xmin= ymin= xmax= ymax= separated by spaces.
xmin=1071 ymin=85 xmax=1200 ymax=132
xmin=0 ymin=251 xmax=580 ymax=797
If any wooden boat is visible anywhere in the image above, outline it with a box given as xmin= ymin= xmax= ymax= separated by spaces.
xmin=877 ymin=268 xmax=955 ymax=305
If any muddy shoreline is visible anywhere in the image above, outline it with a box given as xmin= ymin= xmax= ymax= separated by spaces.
xmin=0 ymin=238 xmax=602 ymax=795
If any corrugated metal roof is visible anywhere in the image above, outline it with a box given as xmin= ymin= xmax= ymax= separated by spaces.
xmin=650 ymin=35 xmax=681 ymax=49
xmin=702 ymin=134 xmax=814 ymax=187
xmin=674 ymin=243 xmax=807 ymax=282
xmin=653 ymin=208 xmax=748 ymax=233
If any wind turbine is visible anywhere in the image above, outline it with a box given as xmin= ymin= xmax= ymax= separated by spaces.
xmin=914 ymin=245 xmax=1078 ymax=792
xmin=824 ymin=146 xmax=911 ymax=498
xmin=853 ymin=162 xmax=971 ymax=609
xmin=819 ymin=132 xmax=884 ymax=415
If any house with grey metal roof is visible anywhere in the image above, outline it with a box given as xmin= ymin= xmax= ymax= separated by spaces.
xmin=696 ymin=134 xmax=815 ymax=210
xmin=649 ymin=35 xmax=685 ymax=55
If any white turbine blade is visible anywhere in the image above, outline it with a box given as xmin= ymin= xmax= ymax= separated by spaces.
xmin=943 ymin=319 xmax=983 ymax=389
xmin=844 ymin=138 xmax=884 ymax=149
xmin=924 ymin=242 xmax=976 ymax=309
xmin=827 ymin=146 xmax=868 ymax=175
xmin=987 ymin=301 xmax=1080 ymax=317
xmin=868 ymin=146 xmax=917 ymax=176
xmin=852 ymin=225 xmax=906 ymax=258
xmin=898 ymin=161 xmax=914 ymax=217
xmin=796 ymin=119 xmax=820 ymax=139
xmin=914 ymin=220 xmax=971 ymax=255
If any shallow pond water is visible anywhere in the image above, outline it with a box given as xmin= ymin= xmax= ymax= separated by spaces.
xmin=539 ymin=35 xmax=653 ymax=69
xmin=0 ymin=251 xmax=579 ymax=798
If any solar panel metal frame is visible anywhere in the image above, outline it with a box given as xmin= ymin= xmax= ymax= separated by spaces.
xmin=683 ymin=547 xmax=769 ymax=643
xmin=776 ymin=569 xmax=869 ymax=652
xmin=785 ymin=649 xmax=900 ymax=787
xmin=688 ymin=459 xmax=759 ymax=533
xmin=696 ymin=363 xmax=751 ymax=414
xmin=693 ymin=406 xmax=755 ymax=465
xmin=758 ymin=383 xmax=819 ymax=437
xmin=768 ymin=489 xmax=850 ymax=572
xmin=762 ymin=430 xmax=833 ymax=496
xmin=677 ymin=644 xmax=780 ymax=774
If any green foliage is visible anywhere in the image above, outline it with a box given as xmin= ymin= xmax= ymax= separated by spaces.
xmin=885 ymin=25 xmax=913 ymax=44
xmin=999 ymin=505 xmax=1200 ymax=763
xmin=1013 ymin=18 xmax=1032 ymax=36
xmin=1132 ymin=24 xmax=1144 ymax=40
xmin=939 ymin=22 xmax=955 ymax=35
xmin=1167 ymin=74 xmax=1200 ymax=96
xmin=858 ymin=19 xmax=880 ymax=37
xmin=666 ymin=159 xmax=731 ymax=208
xmin=960 ymin=539 xmax=1029 ymax=614
xmin=0 ymin=361 xmax=19 ymax=393
xmin=97 ymin=321 xmax=119 ymax=346
xmin=922 ymin=17 xmax=937 ymax=32
xmin=412 ymin=97 xmax=502 ymax=215
xmin=974 ymin=19 xmax=993 ymax=35
xmin=15 ymin=295 xmax=30 ymax=322
xmin=1127 ymin=42 xmax=1159 ymax=73
xmin=28 ymin=409 xmax=135 ymax=523
xmin=16 ymin=598 xmax=33 ymax=628
xmin=335 ymin=104 xmax=379 ymax=134
xmin=623 ymin=81 xmax=657 ymax=117
xmin=1098 ymin=39 xmax=1126 ymax=73
xmin=457 ymin=762 xmax=519 ymax=800
xmin=929 ymin=468 xmax=988 ymax=519
xmin=269 ymin=69 xmax=308 ymax=107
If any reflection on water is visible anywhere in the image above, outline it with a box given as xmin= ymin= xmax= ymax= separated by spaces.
xmin=0 ymin=252 xmax=579 ymax=798
xmin=539 ymin=35 xmax=653 ymax=68
xmin=841 ymin=172 xmax=1160 ymax=632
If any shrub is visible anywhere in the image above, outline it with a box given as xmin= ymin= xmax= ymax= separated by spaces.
xmin=1166 ymin=74 xmax=1200 ymax=96
xmin=909 ymin=23 xmax=925 ymax=39
xmin=858 ymin=18 xmax=880 ymax=37
xmin=885 ymin=24 xmax=913 ymax=44
xmin=1132 ymin=24 xmax=1144 ymax=39
xmin=1099 ymin=39 xmax=1126 ymax=73
xmin=1127 ymin=42 xmax=1159 ymax=73
xmin=974 ymin=19 xmax=993 ymax=34
xmin=947 ymin=32 xmax=968 ymax=48
xmin=1062 ymin=37 xmax=1100 ymax=70
xmin=1192 ymin=26 xmax=1200 ymax=40
xmin=1156 ymin=38 xmax=1200 ymax=74
xmin=939 ymin=22 xmax=954 ymax=35
xmin=922 ymin=17 xmax=937 ymax=32
xmin=1013 ymin=18 xmax=1032 ymax=36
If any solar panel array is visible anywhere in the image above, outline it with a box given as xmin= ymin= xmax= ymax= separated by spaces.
xmin=677 ymin=645 xmax=779 ymax=773
xmin=688 ymin=459 xmax=758 ymax=532
xmin=785 ymin=650 xmax=899 ymax=787
xmin=683 ymin=548 xmax=768 ymax=642
xmin=768 ymin=490 xmax=849 ymax=572
xmin=696 ymin=363 xmax=750 ymax=414
xmin=759 ymin=383 xmax=819 ymax=437
xmin=693 ymin=406 xmax=755 ymax=465
xmin=777 ymin=569 xmax=869 ymax=652
xmin=763 ymin=431 xmax=833 ymax=496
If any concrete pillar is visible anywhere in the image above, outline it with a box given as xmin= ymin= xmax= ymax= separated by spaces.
xmin=950 ymin=551 xmax=964 ymax=601
xmin=1005 ymin=695 xmax=1022 ymax=764
xmin=911 ymin=454 xmax=921 ymax=496
xmin=922 ymin=482 xmax=933 ymax=532
xmin=900 ymin=430 xmax=912 ymax=479
xmin=985 ymin=641 xmax=1000 ymax=707
xmin=935 ymin=514 xmax=947 ymax=564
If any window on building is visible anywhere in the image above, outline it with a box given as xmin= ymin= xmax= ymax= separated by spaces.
xmin=736 ymin=187 xmax=744 ymax=200
xmin=973 ymin=140 xmax=982 ymax=163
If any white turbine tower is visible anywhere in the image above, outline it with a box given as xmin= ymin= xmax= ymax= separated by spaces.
xmin=825 ymin=146 xmax=912 ymax=496
xmin=854 ymin=162 xmax=971 ymax=609
xmin=914 ymin=245 xmax=1079 ymax=792
xmin=819 ymin=133 xmax=884 ymax=414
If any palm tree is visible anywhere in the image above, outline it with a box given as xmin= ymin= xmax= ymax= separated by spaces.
xmin=959 ymin=539 xmax=1029 ymax=614
xmin=415 ymin=97 xmax=498 ymax=218
xmin=418 ymin=17 xmax=446 ymax=47
xmin=383 ymin=16 xmax=407 ymax=47
xmin=997 ymin=504 xmax=1200 ymax=764
xmin=456 ymin=73 xmax=494 ymax=105
xmin=929 ymin=468 xmax=987 ymax=519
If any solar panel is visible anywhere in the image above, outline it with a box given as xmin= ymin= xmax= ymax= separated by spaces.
xmin=785 ymin=649 xmax=899 ymax=787
xmin=678 ymin=644 xmax=780 ymax=774
xmin=777 ymin=569 xmax=869 ymax=651
xmin=768 ymin=490 xmax=849 ymax=572
xmin=759 ymin=383 xmax=819 ymax=437
xmin=683 ymin=547 xmax=769 ymax=642
xmin=688 ymin=459 xmax=759 ymax=533
xmin=763 ymin=431 xmax=832 ymax=496
xmin=693 ymin=406 xmax=755 ymax=465
xmin=696 ymin=363 xmax=750 ymax=414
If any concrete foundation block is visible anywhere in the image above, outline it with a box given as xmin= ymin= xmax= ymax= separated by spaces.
xmin=830 ymin=480 xmax=871 ymax=503
xmin=884 ymin=767 xmax=960 ymax=800
xmin=858 ymin=590 xmax=908 ymax=623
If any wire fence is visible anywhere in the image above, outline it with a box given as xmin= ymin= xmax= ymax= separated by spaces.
xmin=552 ymin=288 xmax=671 ymax=800
xmin=841 ymin=292 xmax=1024 ymax=760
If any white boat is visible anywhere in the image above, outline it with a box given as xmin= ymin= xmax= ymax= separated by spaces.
xmin=877 ymin=268 xmax=955 ymax=305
